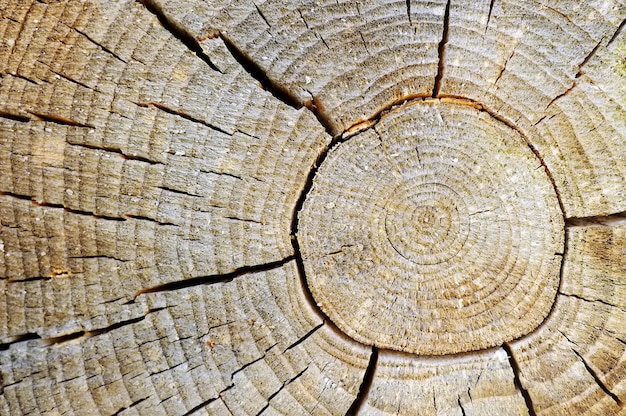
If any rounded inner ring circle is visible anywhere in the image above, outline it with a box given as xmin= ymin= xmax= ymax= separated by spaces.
xmin=297 ymin=99 xmax=564 ymax=355
xmin=384 ymin=182 xmax=470 ymax=265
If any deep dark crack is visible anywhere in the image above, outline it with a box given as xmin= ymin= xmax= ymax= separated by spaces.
xmin=502 ymin=343 xmax=537 ymax=416
xmin=138 ymin=0 xmax=222 ymax=73
xmin=432 ymin=0 xmax=451 ymax=97
xmin=133 ymin=256 xmax=296 ymax=298
xmin=345 ymin=347 xmax=378 ymax=416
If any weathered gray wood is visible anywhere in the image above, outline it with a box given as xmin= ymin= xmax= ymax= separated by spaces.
xmin=1 ymin=0 xmax=626 ymax=415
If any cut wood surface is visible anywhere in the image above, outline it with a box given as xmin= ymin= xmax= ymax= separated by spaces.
xmin=0 ymin=0 xmax=625 ymax=415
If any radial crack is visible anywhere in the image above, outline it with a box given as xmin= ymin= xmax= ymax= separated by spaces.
xmin=406 ymin=0 xmax=412 ymax=24
xmin=134 ymin=256 xmax=295 ymax=298
xmin=0 ymin=110 xmax=30 ymax=123
xmin=494 ymin=49 xmax=514 ymax=86
xmin=485 ymin=0 xmax=495 ymax=33
xmin=29 ymin=111 xmax=95 ymax=128
xmin=559 ymin=292 xmax=626 ymax=313
xmin=345 ymin=347 xmax=378 ymax=416
xmin=70 ymin=142 xmax=162 ymax=165
xmin=544 ymin=81 xmax=577 ymax=111
xmin=74 ymin=28 xmax=127 ymax=64
xmin=502 ymin=343 xmax=537 ymax=416
xmin=432 ymin=0 xmax=451 ymax=97
xmin=570 ymin=348 xmax=622 ymax=405
xmin=44 ymin=310 xmax=165 ymax=346
xmin=283 ymin=322 xmax=324 ymax=352
xmin=607 ymin=18 xmax=626 ymax=48
xmin=0 ymin=333 xmax=41 ymax=350
xmin=565 ymin=211 xmax=626 ymax=227
xmin=218 ymin=32 xmax=302 ymax=109
xmin=132 ymin=101 xmax=230 ymax=136
xmin=576 ymin=38 xmax=605 ymax=77
xmin=137 ymin=0 xmax=222 ymax=73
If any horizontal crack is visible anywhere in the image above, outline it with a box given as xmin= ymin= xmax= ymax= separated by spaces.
xmin=29 ymin=111 xmax=95 ymax=128
xmin=0 ymin=333 xmax=41 ymax=351
xmin=132 ymin=101 xmax=230 ymax=135
xmin=0 ymin=110 xmax=30 ymax=123
xmin=565 ymin=211 xmax=626 ymax=227
xmin=133 ymin=256 xmax=295 ymax=298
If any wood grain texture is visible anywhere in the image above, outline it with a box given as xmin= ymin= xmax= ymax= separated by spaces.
xmin=0 ymin=0 xmax=625 ymax=415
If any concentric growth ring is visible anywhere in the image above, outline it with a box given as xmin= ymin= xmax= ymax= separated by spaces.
xmin=297 ymin=99 xmax=564 ymax=355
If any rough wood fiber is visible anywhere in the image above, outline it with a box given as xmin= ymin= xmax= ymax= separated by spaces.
xmin=0 ymin=0 xmax=625 ymax=415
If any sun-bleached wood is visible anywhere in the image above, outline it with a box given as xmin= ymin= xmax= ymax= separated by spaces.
xmin=1 ymin=0 xmax=625 ymax=415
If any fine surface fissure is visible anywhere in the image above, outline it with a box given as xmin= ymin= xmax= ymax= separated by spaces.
xmin=345 ymin=347 xmax=378 ymax=416
xmin=559 ymin=292 xmax=626 ymax=314
xmin=502 ymin=343 xmax=537 ymax=416
xmin=132 ymin=101 xmax=231 ymax=136
xmin=432 ymin=0 xmax=451 ymax=97
xmin=570 ymin=347 xmax=622 ymax=405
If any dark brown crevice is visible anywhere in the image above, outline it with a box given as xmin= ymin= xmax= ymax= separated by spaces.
xmin=485 ymin=0 xmax=495 ymax=33
xmin=7 ymin=276 xmax=52 ymax=284
xmin=137 ymin=0 xmax=222 ymax=73
xmin=283 ymin=322 xmax=324 ymax=353
xmin=133 ymin=256 xmax=295 ymax=298
xmin=111 ymin=397 xmax=149 ymax=416
xmin=43 ymin=310 xmax=165 ymax=346
xmin=607 ymin=18 xmax=626 ymax=48
xmin=219 ymin=32 xmax=303 ymax=110
xmin=0 ymin=110 xmax=30 ymax=123
xmin=0 ymin=192 xmax=128 ymax=221
xmin=345 ymin=347 xmax=378 ymax=416
xmin=570 ymin=347 xmax=622 ymax=405
xmin=255 ymin=365 xmax=310 ymax=416
xmin=405 ymin=0 xmax=412 ymax=24
xmin=0 ymin=333 xmax=42 ymax=351
xmin=576 ymin=38 xmax=605 ymax=78
xmin=182 ymin=397 xmax=220 ymax=416
xmin=304 ymin=94 xmax=338 ymax=136
xmin=458 ymin=397 xmax=467 ymax=416
xmin=141 ymin=0 xmax=336 ymax=137
xmin=157 ymin=186 xmax=202 ymax=198
xmin=502 ymin=343 xmax=537 ymax=416
xmin=565 ymin=211 xmax=626 ymax=227
xmin=133 ymin=101 xmax=231 ymax=136
xmin=544 ymin=81 xmax=577 ymax=111
xmin=494 ymin=49 xmax=514 ymax=86
xmin=432 ymin=0 xmax=451 ymax=97
xmin=29 ymin=111 xmax=95 ymax=128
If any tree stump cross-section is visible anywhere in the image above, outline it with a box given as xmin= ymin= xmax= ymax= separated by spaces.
xmin=0 ymin=0 xmax=625 ymax=415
